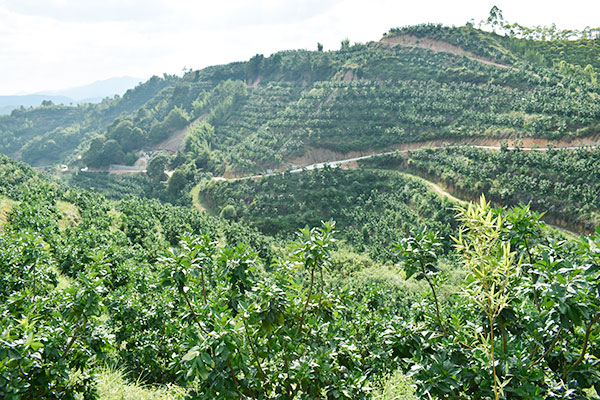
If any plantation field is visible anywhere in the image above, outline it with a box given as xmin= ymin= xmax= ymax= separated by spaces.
xmin=2 ymin=15 xmax=600 ymax=399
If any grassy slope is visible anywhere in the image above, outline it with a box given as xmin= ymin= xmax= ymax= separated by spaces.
xmin=0 ymin=195 xmax=17 ymax=229
xmin=97 ymin=369 xmax=186 ymax=400
xmin=56 ymin=199 xmax=81 ymax=231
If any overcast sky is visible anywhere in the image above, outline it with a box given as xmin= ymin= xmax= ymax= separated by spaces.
xmin=1 ymin=0 xmax=599 ymax=95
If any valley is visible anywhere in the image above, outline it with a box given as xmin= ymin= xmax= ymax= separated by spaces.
xmin=1 ymin=12 xmax=600 ymax=400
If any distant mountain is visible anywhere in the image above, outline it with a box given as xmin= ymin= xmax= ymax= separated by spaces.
xmin=36 ymin=76 xmax=143 ymax=102
xmin=0 ymin=94 xmax=75 ymax=114
xmin=0 ymin=76 xmax=142 ymax=114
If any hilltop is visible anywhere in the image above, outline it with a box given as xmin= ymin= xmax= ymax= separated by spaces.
xmin=0 ymin=20 xmax=598 ymax=171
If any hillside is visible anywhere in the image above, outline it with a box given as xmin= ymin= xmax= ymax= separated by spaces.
xmin=0 ymin=76 xmax=142 ymax=116
xmin=198 ymin=167 xmax=457 ymax=260
xmin=0 ymin=75 xmax=178 ymax=165
xmin=3 ymin=17 xmax=600 ymax=398
xmin=360 ymin=145 xmax=600 ymax=233
xmin=1 ymin=22 xmax=599 ymax=172
xmin=3 ymin=146 xmax=600 ymax=399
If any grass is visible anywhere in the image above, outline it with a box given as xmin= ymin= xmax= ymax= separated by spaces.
xmin=190 ymin=183 xmax=206 ymax=212
xmin=0 ymin=195 xmax=18 ymax=229
xmin=96 ymin=368 xmax=187 ymax=400
xmin=56 ymin=200 xmax=81 ymax=231
xmin=371 ymin=369 xmax=417 ymax=400
xmin=108 ymin=207 xmax=124 ymax=232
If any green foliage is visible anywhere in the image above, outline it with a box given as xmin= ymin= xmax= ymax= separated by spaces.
xmin=161 ymin=221 xmax=402 ymax=399
xmin=394 ymin=228 xmax=446 ymax=332
xmin=402 ymin=197 xmax=600 ymax=399
xmin=0 ymin=231 xmax=110 ymax=399
xmin=83 ymin=136 xmax=125 ymax=168
xmin=107 ymin=120 xmax=145 ymax=152
xmin=0 ymin=155 xmax=283 ymax=392
xmin=455 ymin=196 xmax=519 ymax=398
xmin=147 ymin=153 xmax=169 ymax=183
xmin=167 ymin=169 xmax=188 ymax=195
xmin=369 ymin=146 xmax=600 ymax=232
xmin=0 ymin=154 xmax=36 ymax=198
xmin=4 ymin=20 xmax=600 ymax=175
xmin=68 ymin=172 xmax=154 ymax=200
xmin=219 ymin=204 xmax=236 ymax=221
xmin=2 ymin=133 xmax=600 ymax=399
xmin=0 ymin=75 xmax=175 ymax=166
xmin=201 ymin=168 xmax=456 ymax=260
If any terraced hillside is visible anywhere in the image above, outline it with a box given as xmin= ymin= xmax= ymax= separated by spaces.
xmin=199 ymin=167 xmax=457 ymax=260
xmin=360 ymin=145 xmax=600 ymax=233
xmin=4 ymin=17 xmax=600 ymax=400
xmin=1 ymin=22 xmax=599 ymax=175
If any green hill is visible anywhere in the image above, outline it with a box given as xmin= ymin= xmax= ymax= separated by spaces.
xmin=3 ymin=14 xmax=600 ymax=399
xmin=1 ymin=22 xmax=599 ymax=173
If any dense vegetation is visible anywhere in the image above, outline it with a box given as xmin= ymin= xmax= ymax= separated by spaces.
xmin=361 ymin=146 xmax=600 ymax=233
xmin=2 ymin=17 xmax=600 ymax=176
xmin=76 ymin=27 xmax=600 ymax=175
xmin=388 ymin=16 xmax=600 ymax=71
xmin=2 ymin=12 xmax=600 ymax=399
xmin=0 ymin=75 xmax=178 ymax=166
xmin=2 ymin=154 xmax=600 ymax=399
xmin=199 ymin=167 xmax=456 ymax=261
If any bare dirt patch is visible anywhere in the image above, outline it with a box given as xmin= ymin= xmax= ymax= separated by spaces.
xmin=290 ymin=147 xmax=368 ymax=166
xmin=133 ymin=156 xmax=147 ymax=169
xmin=380 ymin=34 xmax=512 ymax=70
xmin=289 ymin=135 xmax=600 ymax=167
xmin=341 ymin=160 xmax=359 ymax=170
xmin=152 ymin=113 xmax=209 ymax=153
xmin=342 ymin=70 xmax=357 ymax=81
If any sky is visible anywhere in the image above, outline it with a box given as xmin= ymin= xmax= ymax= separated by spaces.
xmin=1 ymin=0 xmax=599 ymax=95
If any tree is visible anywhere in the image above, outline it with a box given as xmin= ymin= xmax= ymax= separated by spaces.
xmin=219 ymin=204 xmax=237 ymax=220
xmin=486 ymin=5 xmax=504 ymax=32
xmin=394 ymin=228 xmax=445 ymax=333
xmin=82 ymin=137 xmax=105 ymax=167
xmin=454 ymin=196 xmax=516 ymax=400
xmin=148 ymin=121 xmax=167 ymax=143
xmin=163 ymin=107 xmax=189 ymax=132
xmin=246 ymin=54 xmax=264 ymax=82
xmin=101 ymin=139 xmax=125 ymax=165
xmin=107 ymin=120 xmax=133 ymax=142
xmin=167 ymin=169 xmax=187 ymax=195
xmin=83 ymin=137 xmax=124 ymax=167
xmin=184 ymin=122 xmax=214 ymax=154
xmin=146 ymin=152 xmax=169 ymax=183
xmin=107 ymin=120 xmax=144 ymax=152
xmin=340 ymin=38 xmax=350 ymax=50
xmin=122 ymin=127 xmax=144 ymax=153
xmin=317 ymin=42 xmax=323 ymax=52
xmin=170 ymin=150 xmax=186 ymax=169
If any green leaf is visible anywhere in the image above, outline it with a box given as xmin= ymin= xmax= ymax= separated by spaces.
xmin=182 ymin=348 xmax=199 ymax=362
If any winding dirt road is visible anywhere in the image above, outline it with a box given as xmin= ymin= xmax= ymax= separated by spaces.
xmin=208 ymin=143 xmax=590 ymax=237
xmin=219 ymin=143 xmax=600 ymax=181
